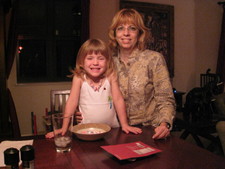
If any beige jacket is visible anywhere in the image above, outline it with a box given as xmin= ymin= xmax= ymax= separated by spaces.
xmin=113 ymin=49 xmax=176 ymax=127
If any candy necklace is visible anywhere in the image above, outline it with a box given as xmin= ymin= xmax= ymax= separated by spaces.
xmin=89 ymin=78 xmax=103 ymax=92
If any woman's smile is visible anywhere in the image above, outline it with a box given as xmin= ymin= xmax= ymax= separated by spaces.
xmin=115 ymin=24 xmax=138 ymax=51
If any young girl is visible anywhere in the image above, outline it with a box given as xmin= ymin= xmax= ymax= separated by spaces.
xmin=46 ymin=39 xmax=142 ymax=138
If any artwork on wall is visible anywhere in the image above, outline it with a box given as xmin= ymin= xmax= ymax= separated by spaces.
xmin=120 ymin=1 xmax=174 ymax=77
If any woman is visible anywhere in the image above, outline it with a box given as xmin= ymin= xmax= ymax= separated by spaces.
xmin=77 ymin=8 xmax=176 ymax=139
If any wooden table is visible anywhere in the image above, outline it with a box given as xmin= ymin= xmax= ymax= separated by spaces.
xmin=34 ymin=126 xmax=225 ymax=169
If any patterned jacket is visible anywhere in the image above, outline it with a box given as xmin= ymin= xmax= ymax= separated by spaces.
xmin=113 ymin=49 xmax=176 ymax=127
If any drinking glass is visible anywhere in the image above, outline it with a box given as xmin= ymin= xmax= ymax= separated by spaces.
xmin=52 ymin=113 xmax=73 ymax=152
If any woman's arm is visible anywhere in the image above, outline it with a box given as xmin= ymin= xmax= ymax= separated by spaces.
xmin=151 ymin=52 xmax=176 ymax=139
xmin=151 ymin=52 xmax=176 ymax=127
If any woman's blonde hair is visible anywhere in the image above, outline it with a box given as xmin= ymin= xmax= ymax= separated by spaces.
xmin=72 ymin=39 xmax=115 ymax=78
xmin=108 ymin=8 xmax=150 ymax=54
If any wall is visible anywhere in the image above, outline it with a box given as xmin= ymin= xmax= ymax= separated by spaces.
xmin=7 ymin=0 xmax=223 ymax=135
xmin=195 ymin=0 xmax=223 ymax=84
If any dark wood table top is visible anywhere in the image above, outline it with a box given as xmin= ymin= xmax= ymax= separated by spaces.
xmin=34 ymin=126 xmax=225 ymax=169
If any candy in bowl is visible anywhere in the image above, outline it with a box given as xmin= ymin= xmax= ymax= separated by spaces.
xmin=72 ymin=123 xmax=111 ymax=141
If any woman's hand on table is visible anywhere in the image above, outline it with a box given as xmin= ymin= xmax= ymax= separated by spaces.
xmin=152 ymin=122 xmax=170 ymax=139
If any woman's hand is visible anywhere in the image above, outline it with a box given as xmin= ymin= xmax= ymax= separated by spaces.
xmin=152 ymin=122 xmax=170 ymax=139
xmin=121 ymin=125 xmax=142 ymax=134
xmin=75 ymin=111 xmax=83 ymax=124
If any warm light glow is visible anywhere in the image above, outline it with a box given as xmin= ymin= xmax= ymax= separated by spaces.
xmin=18 ymin=46 xmax=23 ymax=50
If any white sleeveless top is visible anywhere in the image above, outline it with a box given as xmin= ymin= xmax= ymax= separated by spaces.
xmin=79 ymin=78 xmax=120 ymax=128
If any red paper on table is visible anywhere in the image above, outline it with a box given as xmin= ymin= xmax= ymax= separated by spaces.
xmin=101 ymin=141 xmax=162 ymax=160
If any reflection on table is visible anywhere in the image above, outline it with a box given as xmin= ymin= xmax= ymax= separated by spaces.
xmin=34 ymin=126 xmax=225 ymax=169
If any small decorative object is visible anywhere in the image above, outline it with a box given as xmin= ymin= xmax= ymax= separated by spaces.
xmin=20 ymin=145 xmax=35 ymax=169
xmin=4 ymin=148 xmax=19 ymax=169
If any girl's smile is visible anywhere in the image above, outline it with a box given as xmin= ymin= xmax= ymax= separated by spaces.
xmin=84 ymin=52 xmax=107 ymax=81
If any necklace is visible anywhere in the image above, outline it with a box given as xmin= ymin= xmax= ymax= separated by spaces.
xmin=89 ymin=78 xmax=103 ymax=92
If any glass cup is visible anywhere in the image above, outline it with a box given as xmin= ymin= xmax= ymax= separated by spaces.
xmin=52 ymin=113 xmax=73 ymax=152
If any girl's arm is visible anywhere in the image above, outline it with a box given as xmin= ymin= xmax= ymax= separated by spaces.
xmin=110 ymin=74 xmax=142 ymax=134
xmin=46 ymin=76 xmax=82 ymax=138
xmin=61 ymin=76 xmax=82 ymax=134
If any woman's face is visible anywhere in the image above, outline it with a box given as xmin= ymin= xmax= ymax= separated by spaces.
xmin=115 ymin=24 xmax=139 ymax=52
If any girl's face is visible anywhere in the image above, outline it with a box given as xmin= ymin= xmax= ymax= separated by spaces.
xmin=115 ymin=23 xmax=139 ymax=52
xmin=83 ymin=52 xmax=107 ymax=80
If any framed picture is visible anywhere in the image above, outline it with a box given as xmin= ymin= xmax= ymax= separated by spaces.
xmin=120 ymin=1 xmax=174 ymax=77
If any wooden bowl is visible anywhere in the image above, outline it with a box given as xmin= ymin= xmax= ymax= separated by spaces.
xmin=72 ymin=123 xmax=111 ymax=141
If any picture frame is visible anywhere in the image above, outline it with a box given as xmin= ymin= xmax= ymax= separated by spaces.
xmin=120 ymin=1 xmax=174 ymax=77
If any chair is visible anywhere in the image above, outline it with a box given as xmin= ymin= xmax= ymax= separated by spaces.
xmin=200 ymin=68 xmax=223 ymax=95
xmin=179 ymin=69 xmax=223 ymax=152
xmin=43 ymin=89 xmax=70 ymax=133
xmin=180 ymin=87 xmax=219 ymax=148
xmin=50 ymin=89 xmax=71 ymax=114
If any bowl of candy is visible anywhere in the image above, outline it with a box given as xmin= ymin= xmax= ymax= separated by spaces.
xmin=72 ymin=123 xmax=111 ymax=141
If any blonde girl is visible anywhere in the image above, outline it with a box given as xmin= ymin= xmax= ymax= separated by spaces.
xmin=46 ymin=39 xmax=141 ymax=138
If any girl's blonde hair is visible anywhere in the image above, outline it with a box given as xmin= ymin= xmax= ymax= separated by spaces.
xmin=72 ymin=39 xmax=115 ymax=78
xmin=108 ymin=8 xmax=150 ymax=54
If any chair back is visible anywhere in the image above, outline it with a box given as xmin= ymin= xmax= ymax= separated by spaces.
xmin=184 ymin=87 xmax=214 ymax=124
xmin=200 ymin=69 xmax=222 ymax=95
xmin=50 ymin=90 xmax=70 ymax=114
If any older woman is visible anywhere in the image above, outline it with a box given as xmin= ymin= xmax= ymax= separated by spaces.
xmin=108 ymin=8 xmax=176 ymax=139
xmin=77 ymin=8 xmax=176 ymax=139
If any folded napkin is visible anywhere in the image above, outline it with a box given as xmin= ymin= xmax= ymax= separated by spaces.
xmin=0 ymin=140 xmax=33 ymax=167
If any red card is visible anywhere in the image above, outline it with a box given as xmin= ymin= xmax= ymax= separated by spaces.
xmin=101 ymin=141 xmax=162 ymax=160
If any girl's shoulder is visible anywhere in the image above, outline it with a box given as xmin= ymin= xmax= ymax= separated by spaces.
xmin=72 ymin=75 xmax=84 ymax=85
xmin=107 ymin=72 xmax=117 ymax=84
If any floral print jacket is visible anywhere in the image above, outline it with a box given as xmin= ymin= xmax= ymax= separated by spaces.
xmin=113 ymin=49 xmax=176 ymax=128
